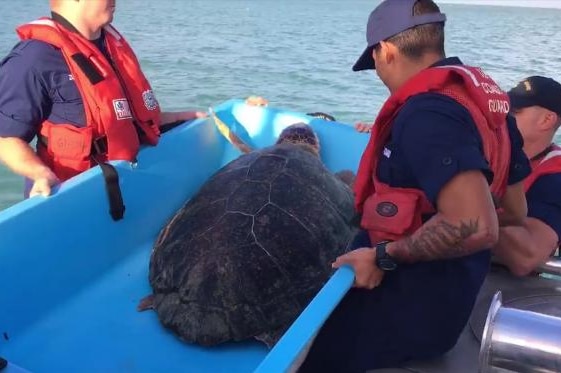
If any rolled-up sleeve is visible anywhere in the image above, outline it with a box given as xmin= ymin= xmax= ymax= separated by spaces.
xmin=0 ymin=41 xmax=49 ymax=142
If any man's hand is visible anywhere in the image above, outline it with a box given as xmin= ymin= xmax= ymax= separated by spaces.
xmin=332 ymin=247 xmax=384 ymax=289
xmin=29 ymin=168 xmax=60 ymax=198
xmin=0 ymin=137 xmax=61 ymax=198
xmin=180 ymin=111 xmax=208 ymax=120
xmin=159 ymin=111 xmax=207 ymax=126
xmin=354 ymin=122 xmax=372 ymax=133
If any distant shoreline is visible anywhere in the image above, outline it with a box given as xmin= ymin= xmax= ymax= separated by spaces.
xmin=438 ymin=0 xmax=561 ymax=10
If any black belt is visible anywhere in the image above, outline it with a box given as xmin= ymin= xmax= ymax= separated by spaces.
xmin=39 ymin=135 xmax=125 ymax=221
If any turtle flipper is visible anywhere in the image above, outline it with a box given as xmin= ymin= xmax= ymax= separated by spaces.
xmin=137 ymin=294 xmax=155 ymax=312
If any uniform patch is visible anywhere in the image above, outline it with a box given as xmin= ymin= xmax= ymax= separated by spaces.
xmin=376 ymin=201 xmax=398 ymax=217
xmin=142 ymin=89 xmax=159 ymax=111
xmin=113 ymin=99 xmax=132 ymax=120
xmin=383 ymin=147 xmax=391 ymax=158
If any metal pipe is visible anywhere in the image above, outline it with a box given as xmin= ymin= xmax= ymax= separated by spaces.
xmin=538 ymin=258 xmax=561 ymax=277
xmin=479 ymin=291 xmax=561 ymax=373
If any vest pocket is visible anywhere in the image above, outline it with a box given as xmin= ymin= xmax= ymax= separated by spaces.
xmin=45 ymin=124 xmax=93 ymax=160
xmin=360 ymin=190 xmax=421 ymax=238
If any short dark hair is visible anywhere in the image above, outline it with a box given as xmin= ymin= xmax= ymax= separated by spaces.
xmin=386 ymin=0 xmax=445 ymax=60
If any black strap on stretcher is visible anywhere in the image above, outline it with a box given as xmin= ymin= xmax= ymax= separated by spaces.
xmin=39 ymin=134 xmax=125 ymax=221
xmin=92 ymin=155 xmax=125 ymax=221
xmin=86 ymin=136 xmax=126 ymax=221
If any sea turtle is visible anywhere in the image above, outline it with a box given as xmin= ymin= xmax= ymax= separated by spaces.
xmin=139 ymin=122 xmax=357 ymax=348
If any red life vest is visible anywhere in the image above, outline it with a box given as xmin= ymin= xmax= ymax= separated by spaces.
xmin=524 ymin=144 xmax=561 ymax=192
xmin=16 ymin=18 xmax=161 ymax=181
xmin=354 ymin=65 xmax=512 ymax=244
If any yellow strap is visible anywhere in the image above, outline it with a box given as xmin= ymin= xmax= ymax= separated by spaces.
xmin=209 ymin=108 xmax=253 ymax=154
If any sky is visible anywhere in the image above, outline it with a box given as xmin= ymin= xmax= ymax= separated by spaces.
xmin=438 ymin=0 xmax=561 ymax=9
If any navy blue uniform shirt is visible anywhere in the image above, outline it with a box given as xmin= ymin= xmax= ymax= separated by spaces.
xmin=527 ymin=172 xmax=561 ymax=243
xmin=377 ymin=57 xmax=530 ymax=205
xmin=299 ymin=57 xmax=532 ymax=373
xmin=0 ymin=13 xmax=109 ymax=143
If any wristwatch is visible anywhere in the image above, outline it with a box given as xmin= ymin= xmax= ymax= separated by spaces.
xmin=375 ymin=241 xmax=397 ymax=271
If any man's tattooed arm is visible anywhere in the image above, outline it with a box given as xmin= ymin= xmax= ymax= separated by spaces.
xmin=386 ymin=214 xmax=496 ymax=263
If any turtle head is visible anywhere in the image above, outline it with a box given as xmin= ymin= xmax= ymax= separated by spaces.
xmin=275 ymin=122 xmax=320 ymax=156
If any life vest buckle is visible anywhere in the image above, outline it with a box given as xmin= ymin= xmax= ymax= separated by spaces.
xmin=92 ymin=136 xmax=108 ymax=155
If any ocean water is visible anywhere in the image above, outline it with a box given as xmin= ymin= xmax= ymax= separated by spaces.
xmin=0 ymin=0 xmax=560 ymax=210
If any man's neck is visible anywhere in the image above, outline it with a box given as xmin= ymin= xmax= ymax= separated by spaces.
xmin=51 ymin=10 xmax=102 ymax=40
xmin=524 ymin=138 xmax=553 ymax=160
xmin=390 ymin=54 xmax=444 ymax=94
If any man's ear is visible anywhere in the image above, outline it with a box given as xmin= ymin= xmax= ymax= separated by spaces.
xmin=542 ymin=110 xmax=559 ymax=131
xmin=379 ymin=41 xmax=397 ymax=66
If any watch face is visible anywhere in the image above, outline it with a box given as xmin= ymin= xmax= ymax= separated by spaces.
xmin=378 ymin=258 xmax=397 ymax=271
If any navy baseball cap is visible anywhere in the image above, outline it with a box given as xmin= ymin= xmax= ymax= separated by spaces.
xmin=508 ymin=76 xmax=561 ymax=116
xmin=353 ymin=0 xmax=446 ymax=72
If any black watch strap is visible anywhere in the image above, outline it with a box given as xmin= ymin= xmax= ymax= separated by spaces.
xmin=375 ymin=241 xmax=397 ymax=271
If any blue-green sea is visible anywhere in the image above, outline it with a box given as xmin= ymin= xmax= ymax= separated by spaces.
xmin=1 ymin=0 xmax=560 ymax=210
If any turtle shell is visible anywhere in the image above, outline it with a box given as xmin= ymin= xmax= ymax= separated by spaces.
xmin=148 ymin=143 xmax=356 ymax=347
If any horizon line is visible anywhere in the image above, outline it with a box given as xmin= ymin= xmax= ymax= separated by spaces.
xmin=437 ymin=0 xmax=561 ymax=10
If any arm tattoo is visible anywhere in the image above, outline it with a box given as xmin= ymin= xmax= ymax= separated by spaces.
xmin=394 ymin=218 xmax=480 ymax=262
